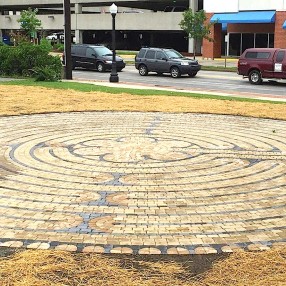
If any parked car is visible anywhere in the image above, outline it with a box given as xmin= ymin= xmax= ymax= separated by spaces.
xmin=237 ymin=48 xmax=286 ymax=84
xmin=46 ymin=32 xmax=76 ymax=43
xmin=46 ymin=32 xmax=64 ymax=41
xmin=135 ymin=47 xmax=201 ymax=78
xmin=63 ymin=44 xmax=126 ymax=72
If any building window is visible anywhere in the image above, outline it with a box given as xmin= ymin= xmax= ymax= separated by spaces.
xmin=228 ymin=33 xmax=274 ymax=56
xmin=255 ymin=34 xmax=268 ymax=48
xmin=229 ymin=34 xmax=241 ymax=56
xmin=242 ymin=34 xmax=254 ymax=53
xmin=269 ymin=34 xmax=274 ymax=48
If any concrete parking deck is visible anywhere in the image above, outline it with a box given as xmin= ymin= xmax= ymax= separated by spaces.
xmin=0 ymin=111 xmax=285 ymax=254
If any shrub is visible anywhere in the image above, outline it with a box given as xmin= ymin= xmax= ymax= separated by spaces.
xmin=0 ymin=45 xmax=20 ymax=75
xmin=39 ymin=38 xmax=52 ymax=53
xmin=53 ymin=43 xmax=64 ymax=52
xmin=0 ymin=42 xmax=62 ymax=81
xmin=33 ymin=66 xmax=60 ymax=81
xmin=33 ymin=56 xmax=62 ymax=81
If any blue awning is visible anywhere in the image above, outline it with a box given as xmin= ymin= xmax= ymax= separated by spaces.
xmin=283 ymin=20 xmax=286 ymax=29
xmin=210 ymin=11 xmax=276 ymax=24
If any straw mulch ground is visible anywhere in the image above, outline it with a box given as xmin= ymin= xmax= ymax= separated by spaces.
xmin=0 ymin=248 xmax=285 ymax=286
xmin=0 ymin=85 xmax=285 ymax=120
xmin=0 ymin=84 xmax=285 ymax=285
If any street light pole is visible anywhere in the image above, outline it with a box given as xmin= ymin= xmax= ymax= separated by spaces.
xmin=109 ymin=3 xmax=119 ymax=83
xmin=63 ymin=0 xmax=72 ymax=80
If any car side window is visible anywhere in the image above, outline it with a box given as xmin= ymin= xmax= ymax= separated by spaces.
xmin=137 ymin=49 xmax=146 ymax=58
xmin=156 ymin=51 xmax=165 ymax=60
xmin=245 ymin=52 xmax=270 ymax=59
xmin=257 ymin=52 xmax=270 ymax=59
xmin=145 ymin=50 xmax=156 ymax=59
xmin=76 ymin=47 xmax=86 ymax=56
xmin=276 ymin=51 xmax=285 ymax=63
xmin=245 ymin=52 xmax=257 ymax=59
xmin=86 ymin=48 xmax=95 ymax=58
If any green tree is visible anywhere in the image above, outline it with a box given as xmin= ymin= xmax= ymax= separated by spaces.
xmin=180 ymin=9 xmax=215 ymax=59
xmin=17 ymin=8 xmax=42 ymax=42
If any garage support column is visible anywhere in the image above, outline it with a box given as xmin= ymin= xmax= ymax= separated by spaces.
xmin=0 ymin=30 xmax=2 ymax=42
xmin=75 ymin=30 xmax=83 ymax=44
xmin=75 ymin=3 xmax=83 ymax=44
xmin=188 ymin=0 xmax=198 ymax=54
xmin=189 ymin=0 xmax=198 ymax=12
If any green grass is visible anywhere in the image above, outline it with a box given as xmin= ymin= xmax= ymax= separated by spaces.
xmin=1 ymin=79 xmax=285 ymax=105
xmin=201 ymin=66 xmax=237 ymax=72
xmin=116 ymin=50 xmax=138 ymax=55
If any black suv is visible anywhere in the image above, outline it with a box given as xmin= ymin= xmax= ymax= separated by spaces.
xmin=68 ymin=44 xmax=126 ymax=72
xmin=135 ymin=47 xmax=201 ymax=78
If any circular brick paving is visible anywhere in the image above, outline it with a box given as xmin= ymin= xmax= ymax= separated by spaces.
xmin=0 ymin=112 xmax=285 ymax=254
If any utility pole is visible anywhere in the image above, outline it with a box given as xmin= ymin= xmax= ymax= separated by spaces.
xmin=63 ymin=0 xmax=72 ymax=79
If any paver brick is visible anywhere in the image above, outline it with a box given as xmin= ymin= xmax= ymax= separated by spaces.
xmin=0 ymin=112 xmax=285 ymax=254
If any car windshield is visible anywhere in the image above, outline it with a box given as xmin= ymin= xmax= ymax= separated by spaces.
xmin=165 ymin=49 xmax=184 ymax=59
xmin=94 ymin=46 xmax=113 ymax=56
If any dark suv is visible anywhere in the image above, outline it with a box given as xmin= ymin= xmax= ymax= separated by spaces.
xmin=68 ymin=44 xmax=126 ymax=72
xmin=135 ymin=47 xmax=201 ymax=78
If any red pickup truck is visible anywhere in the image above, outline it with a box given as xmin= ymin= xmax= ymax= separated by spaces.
xmin=237 ymin=48 xmax=286 ymax=84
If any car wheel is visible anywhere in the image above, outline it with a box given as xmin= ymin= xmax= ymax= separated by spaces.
xmin=248 ymin=70 xmax=262 ymax=85
xmin=170 ymin=67 xmax=181 ymax=78
xmin=138 ymin=65 xmax=148 ymax=76
xmin=188 ymin=72 xmax=197 ymax=77
xmin=97 ymin=62 xmax=105 ymax=72
xmin=117 ymin=68 xmax=123 ymax=72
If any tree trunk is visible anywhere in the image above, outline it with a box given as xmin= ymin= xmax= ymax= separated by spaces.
xmin=193 ymin=38 xmax=196 ymax=60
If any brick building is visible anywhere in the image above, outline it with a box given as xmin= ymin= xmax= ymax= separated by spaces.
xmin=203 ymin=0 xmax=286 ymax=58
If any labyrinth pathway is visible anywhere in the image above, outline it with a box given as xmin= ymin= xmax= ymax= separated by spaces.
xmin=0 ymin=112 xmax=285 ymax=254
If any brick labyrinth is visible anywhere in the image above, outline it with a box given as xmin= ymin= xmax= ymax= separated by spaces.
xmin=0 ymin=112 xmax=285 ymax=254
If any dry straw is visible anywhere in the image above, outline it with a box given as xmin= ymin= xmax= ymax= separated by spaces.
xmin=0 ymin=248 xmax=285 ymax=286
xmin=0 ymin=85 xmax=286 ymax=120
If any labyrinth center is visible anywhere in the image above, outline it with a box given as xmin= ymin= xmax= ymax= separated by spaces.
xmin=0 ymin=112 xmax=285 ymax=254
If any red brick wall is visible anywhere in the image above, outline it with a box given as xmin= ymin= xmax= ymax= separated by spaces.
xmin=203 ymin=13 xmax=222 ymax=59
xmin=228 ymin=23 xmax=274 ymax=33
xmin=274 ymin=11 xmax=286 ymax=48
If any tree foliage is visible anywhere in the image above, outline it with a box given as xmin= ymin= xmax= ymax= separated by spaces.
xmin=180 ymin=9 xmax=215 ymax=58
xmin=17 ymin=8 xmax=42 ymax=39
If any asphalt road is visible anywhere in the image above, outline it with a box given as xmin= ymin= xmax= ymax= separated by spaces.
xmin=73 ymin=66 xmax=286 ymax=99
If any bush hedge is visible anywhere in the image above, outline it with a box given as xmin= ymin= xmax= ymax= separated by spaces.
xmin=52 ymin=43 xmax=65 ymax=52
xmin=0 ymin=41 xmax=62 ymax=81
